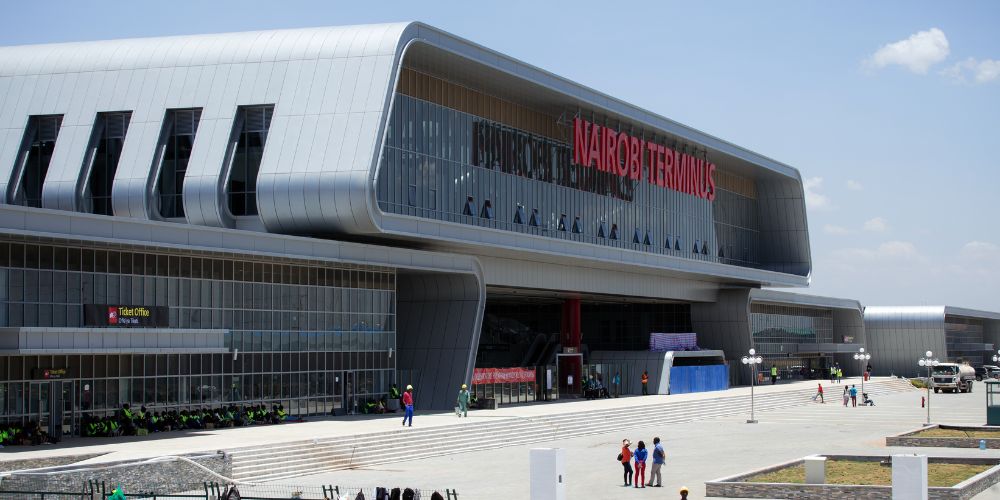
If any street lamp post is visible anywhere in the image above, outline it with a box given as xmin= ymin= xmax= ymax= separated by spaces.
xmin=741 ymin=348 xmax=763 ymax=424
xmin=918 ymin=351 xmax=939 ymax=425
xmin=991 ymin=349 xmax=1000 ymax=365
xmin=854 ymin=348 xmax=872 ymax=396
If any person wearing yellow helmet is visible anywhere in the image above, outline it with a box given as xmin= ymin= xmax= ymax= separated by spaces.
xmin=679 ymin=486 xmax=689 ymax=499
xmin=456 ymin=384 xmax=471 ymax=417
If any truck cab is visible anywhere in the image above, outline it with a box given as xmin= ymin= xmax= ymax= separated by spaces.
xmin=932 ymin=363 xmax=976 ymax=393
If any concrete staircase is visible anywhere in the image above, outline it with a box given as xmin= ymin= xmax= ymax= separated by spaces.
xmin=229 ymin=378 xmax=915 ymax=482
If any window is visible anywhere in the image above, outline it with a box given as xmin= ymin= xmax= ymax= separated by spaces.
xmin=226 ymin=105 xmax=273 ymax=216
xmin=9 ymin=115 xmax=63 ymax=207
xmin=83 ymin=112 xmax=131 ymax=215
xmin=156 ymin=109 xmax=202 ymax=218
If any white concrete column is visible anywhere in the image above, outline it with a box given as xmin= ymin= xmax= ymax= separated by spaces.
xmin=804 ymin=456 xmax=826 ymax=484
xmin=530 ymin=448 xmax=566 ymax=500
xmin=892 ymin=454 xmax=928 ymax=500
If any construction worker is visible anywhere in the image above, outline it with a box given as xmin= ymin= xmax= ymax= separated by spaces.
xmin=770 ymin=365 xmax=778 ymax=385
xmin=456 ymin=384 xmax=470 ymax=417
xmin=641 ymin=371 xmax=649 ymax=395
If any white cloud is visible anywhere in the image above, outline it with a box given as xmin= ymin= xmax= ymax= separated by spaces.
xmin=863 ymin=217 xmax=888 ymax=232
xmin=823 ymin=224 xmax=851 ymax=236
xmin=943 ymin=57 xmax=1000 ymax=84
xmin=866 ymin=28 xmax=950 ymax=74
xmin=831 ymin=240 xmax=923 ymax=263
xmin=960 ymin=241 xmax=1000 ymax=260
xmin=803 ymin=177 xmax=832 ymax=210
xmin=810 ymin=241 xmax=1000 ymax=311
xmin=846 ymin=180 xmax=864 ymax=191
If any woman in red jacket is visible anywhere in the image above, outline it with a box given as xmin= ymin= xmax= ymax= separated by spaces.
xmin=619 ymin=439 xmax=633 ymax=486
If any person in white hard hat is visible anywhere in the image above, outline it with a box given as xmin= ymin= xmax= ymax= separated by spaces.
xmin=402 ymin=385 xmax=414 ymax=427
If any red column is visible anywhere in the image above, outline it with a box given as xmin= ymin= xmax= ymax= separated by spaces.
xmin=560 ymin=298 xmax=582 ymax=395
xmin=561 ymin=298 xmax=581 ymax=349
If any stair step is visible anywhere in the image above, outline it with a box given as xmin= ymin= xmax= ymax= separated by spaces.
xmin=230 ymin=380 xmax=910 ymax=480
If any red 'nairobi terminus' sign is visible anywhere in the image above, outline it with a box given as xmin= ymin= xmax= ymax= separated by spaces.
xmin=573 ymin=118 xmax=716 ymax=201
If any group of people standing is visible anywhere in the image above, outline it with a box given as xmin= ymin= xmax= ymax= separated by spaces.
xmin=618 ymin=436 xmax=666 ymax=488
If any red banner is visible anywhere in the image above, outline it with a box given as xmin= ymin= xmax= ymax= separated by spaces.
xmin=472 ymin=367 xmax=536 ymax=385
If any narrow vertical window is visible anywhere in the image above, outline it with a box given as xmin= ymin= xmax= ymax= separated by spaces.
xmin=156 ymin=109 xmax=202 ymax=218
xmin=226 ymin=105 xmax=273 ymax=216
xmin=83 ymin=112 xmax=132 ymax=215
xmin=9 ymin=115 xmax=63 ymax=207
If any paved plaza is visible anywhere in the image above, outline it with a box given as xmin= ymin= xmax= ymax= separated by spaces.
xmin=288 ymin=380 xmax=1000 ymax=499
xmin=3 ymin=377 xmax=1000 ymax=498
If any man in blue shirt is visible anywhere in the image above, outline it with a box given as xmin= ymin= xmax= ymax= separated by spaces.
xmin=647 ymin=436 xmax=665 ymax=487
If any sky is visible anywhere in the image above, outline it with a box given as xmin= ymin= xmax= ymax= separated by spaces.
xmin=1 ymin=1 xmax=998 ymax=311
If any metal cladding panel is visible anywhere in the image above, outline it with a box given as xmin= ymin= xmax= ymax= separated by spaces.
xmin=691 ymin=288 xmax=752 ymax=384
xmin=0 ymin=23 xmax=413 ymax=232
xmin=396 ymin=271 xmax=485 ymax=410
xmin=864 ymin=306 xmax=948 ymax=378
xmin=0 ymin=22 xmax=811 ymax=287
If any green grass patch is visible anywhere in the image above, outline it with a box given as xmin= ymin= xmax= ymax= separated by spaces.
xmin=914 ymin=428 xmax=1000 ymax=439
xmin=747 ymin=459 xmax=991 ymax=487
xmin=911 ymin=379 xmax=928 ymax=389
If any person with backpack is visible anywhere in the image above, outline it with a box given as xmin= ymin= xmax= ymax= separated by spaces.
xmin=647 ymin=436 xmax=665 ymax=487
xmin=633 ymin=440 xmax=648 ymax=488
xmin=618 ymin=439 xmax=633 ymax=486
xmin=402 ymin=385 xmax=414 ymax=427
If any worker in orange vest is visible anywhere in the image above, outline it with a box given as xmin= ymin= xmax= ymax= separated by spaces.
xmin=641 ymin=371 xmax=649 ymax=395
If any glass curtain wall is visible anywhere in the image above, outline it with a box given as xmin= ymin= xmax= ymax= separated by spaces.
xmin=227 ymin=105 xmax=274 ymax=217
xmin=12 ymin=115 xmax=63 ymax=208
xmin=750 ymin=303 xmax=834 ymax=373
xmin=83 ymin=112 xmax=132 ymax=215
xmin=376 ymin=69 xmax=762 ymax=270
xmin=945 ymin=316 xmax=986 ymax=368
xmin=156 ymin=109 xmax=202 ymax=219
xmin=0 ymin=236 xmax=396 ymax=425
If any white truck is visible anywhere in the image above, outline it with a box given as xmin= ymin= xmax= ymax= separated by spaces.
xmin=931 ymin=363 xmax=976 ymax=393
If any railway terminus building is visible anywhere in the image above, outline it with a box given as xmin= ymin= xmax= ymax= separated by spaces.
xmin=0 ymin=22 xmax=857 ymax=432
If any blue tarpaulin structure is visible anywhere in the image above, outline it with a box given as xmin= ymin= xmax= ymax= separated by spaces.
xmin=669 ymin=364 xmax=729 ymax=394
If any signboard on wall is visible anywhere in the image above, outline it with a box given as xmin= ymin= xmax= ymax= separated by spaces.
xmin=472 ymin=367 xmax=536 ymax=385
xmin=84 ymin=304 xmax=169 ymax=327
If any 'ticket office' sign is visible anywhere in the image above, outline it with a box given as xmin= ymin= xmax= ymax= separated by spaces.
xmin=84 ymin=304 xmax=169 ymax=327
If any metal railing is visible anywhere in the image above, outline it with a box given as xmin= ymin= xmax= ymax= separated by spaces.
xmin=0 ymin=481 xmax=459 ymax=500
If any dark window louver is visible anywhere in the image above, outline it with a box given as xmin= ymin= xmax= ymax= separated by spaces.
xmin=514 ymin=205 xmax=526 ymax=224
